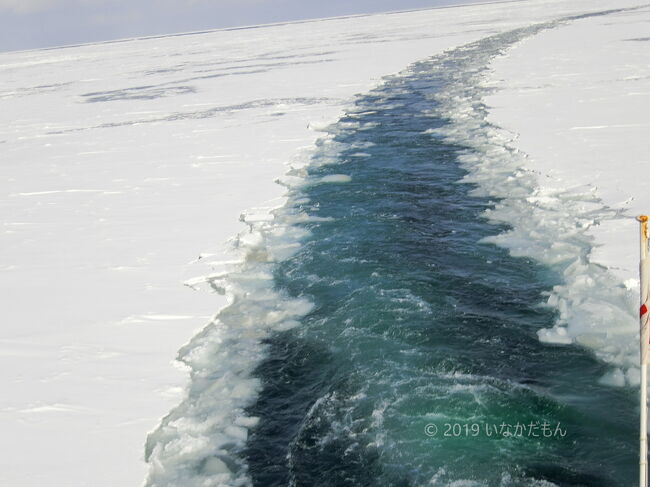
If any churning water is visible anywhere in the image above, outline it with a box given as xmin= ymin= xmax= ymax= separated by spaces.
xmin=144 ymin=10 xmax=642 ymax=487
xmin=244 ymin=19 xmax=638 ymax=487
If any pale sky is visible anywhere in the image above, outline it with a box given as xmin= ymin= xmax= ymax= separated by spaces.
xmin=0 ymin=0 xmax=486 ymax=52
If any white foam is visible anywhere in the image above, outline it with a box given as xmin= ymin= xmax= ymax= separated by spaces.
xmin=598 ymin=368 xmax=626 ymax=387
xmin=318 ymin=174 xmax=353 ymax=184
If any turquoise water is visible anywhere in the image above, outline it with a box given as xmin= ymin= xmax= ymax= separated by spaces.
xmin=243 ymin=19 xmax=639 ymax=487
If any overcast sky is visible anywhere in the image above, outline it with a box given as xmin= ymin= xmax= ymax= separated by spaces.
xmin=0 ymin=0 xmax=486 ymax=52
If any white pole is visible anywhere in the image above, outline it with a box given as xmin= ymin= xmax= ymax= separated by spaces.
xmin=639 ymin=215 xmax=649 ymax=487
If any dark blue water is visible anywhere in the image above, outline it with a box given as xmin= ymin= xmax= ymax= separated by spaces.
xmin=244 ymin=21 xmax=639 ymax=487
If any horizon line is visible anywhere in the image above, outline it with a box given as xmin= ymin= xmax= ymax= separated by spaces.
xmin=0 ymin=0 xmax=524 ymax=56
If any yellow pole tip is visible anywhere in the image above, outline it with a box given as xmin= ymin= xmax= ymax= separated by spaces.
xmin=639 ymin=215 xmax=649 ymax=223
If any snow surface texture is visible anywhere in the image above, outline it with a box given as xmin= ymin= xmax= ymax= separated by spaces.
xmin=0 ymin=1 xmax=647 ymax=486
xmin=483 ymin=5 xmax=650 ymax=385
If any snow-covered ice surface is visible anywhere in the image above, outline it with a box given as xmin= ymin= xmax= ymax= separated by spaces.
xmin=482 ymin=4 xmax=650 ymax=383
xmin=0 ymin=1 xmax=648 ymax=485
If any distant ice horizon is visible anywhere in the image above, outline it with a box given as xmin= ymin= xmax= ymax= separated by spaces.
xmin=0 ymin=0 xmax=490 ymax=53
